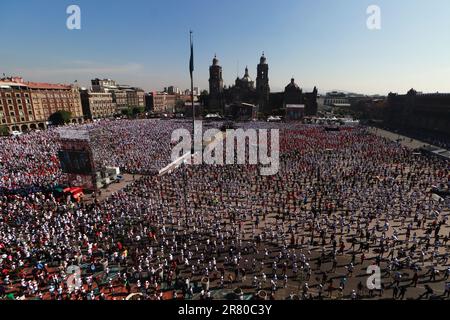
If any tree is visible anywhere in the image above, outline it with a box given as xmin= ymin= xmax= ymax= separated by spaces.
xmin=175 ymin=99 xmax=185 ymax=113
xmin=132 ymin=106 xmax=145 ymax=117
xmin=272 ymin=108 xmax=284 ymax=116
xmin=199 ymin=90 xmax=209 ymax=107
xmin=49 ymin=110 xmax=72 ymax=126
xmin=121 ymin=106 xmax=144 ymax=118
xmin=0 ymin=125 xmax=9 ymax=136
xmin=121 ymin=108 xmax=133 ymax=118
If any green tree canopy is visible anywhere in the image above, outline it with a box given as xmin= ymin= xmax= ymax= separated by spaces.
xmin=132 ymin=106 xmax=145 ymax=117
xmin=49 ymin=110 xmax=72 ymax=126
xmin=121 ymin=106 xmax=145 ymax=118
xmin=199 ymin=90 xmax=209 ymax=107
xmin=121 ymin=108 xmax=133 ymax=118
xmin=0 ymin=125 xmax=9 ymax=136
xmin=175 ymin=99 xmax=186 ymax=113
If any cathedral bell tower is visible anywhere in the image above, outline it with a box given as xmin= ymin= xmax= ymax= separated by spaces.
xmin=209 ymin=55 xmax=224 ymax=113
xmin=256 ymin=52 xmax=270 ymax=114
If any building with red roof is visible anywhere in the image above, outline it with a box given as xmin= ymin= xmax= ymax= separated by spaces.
xmin=0 ymin=76 xmax=84 ymax=133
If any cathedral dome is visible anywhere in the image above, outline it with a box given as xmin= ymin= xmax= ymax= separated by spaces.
xmin=241 ymin=66 xmax=252 ymax=82
xmin=286 ymin=78 xmax=299 ymax=89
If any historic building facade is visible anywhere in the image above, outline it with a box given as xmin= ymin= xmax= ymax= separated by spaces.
xmin=283 ymin=78 xmax=318 ymax=118
xmin=28 ymin=82 xmax=84 ymax=124
xmin=223 ymin=54 xmax=269 ymax=113
xmin=80 ymin=90 xmax=116 ymax=120
xmin=147 ymin=92 xmax=176 ymax=113
xmin=206 ymin=53 xmax=317 ymax=118
xmin=111 ymin=91 xmax=127 ymax=111
xmin=123 ymin=89 xmax=145 ymax=108
xmin=0 ymin=79 xmax=36 ymax=132
xmin=386 ymin=89 xmax=450 ymax=135
xmin=91 ymin=79 xmax=145 ymax=111
xmin=0 ymin=77 xmax=83 ymax=133
xmin=226 ymin=66 xmax=257 ymax=105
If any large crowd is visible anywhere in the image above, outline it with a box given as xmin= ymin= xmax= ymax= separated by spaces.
xmin=0 ymin=120 xmax=449 ymax=300
xmin=0 ymin=130 xmax=62 ymax=192
xmin=87 ymin=119 xmax=196 ymax=175
xmin=0 ymin=119 xmax=198 ymax=192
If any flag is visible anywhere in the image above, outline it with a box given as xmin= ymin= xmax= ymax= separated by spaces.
xmin=189 ymin=31 xmax=194 ymax=79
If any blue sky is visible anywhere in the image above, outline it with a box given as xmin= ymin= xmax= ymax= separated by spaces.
xmin=1 ymin=0 xmax=450 ymax=94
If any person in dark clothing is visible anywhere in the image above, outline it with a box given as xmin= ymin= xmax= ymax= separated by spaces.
xmin=393 ymin=285 xmax=399 ymax=300
xmin=398 ymin=286 xmax=407 ymax=300
xmin=411 ymin=272 xmax=419 ymax=287
xmin=0 ymin=284 xmax=5 ymax=298
xmin=423 ymin=285 xmax=434 ymax=299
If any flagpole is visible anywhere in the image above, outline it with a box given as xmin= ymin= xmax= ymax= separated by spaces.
xmin=187 ymin=30 xmax=195 ymax=229
xmin=190 ymin=31 xmax=195 ymax=146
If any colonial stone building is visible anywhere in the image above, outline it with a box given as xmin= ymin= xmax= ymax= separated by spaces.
xmin=283 ymin=78 xmax=318 ymax=117
xmin=80 ymin=90 xmax=116 ymax=120
xmin=0 ymin=79 xmax=36 ymax=132
xmin=111 ymin=91 xmax=127 ymax=111
xmin=28 ymin=82 xmax=84 ymax=124
xmin=123 ymin=89 xmax=145 ymax=108
xmin=0 ymin=77 xmax=83 ymax=133
xmin=91 ymin=79 xmax=145 ymax=111
xmin=386 ymin=89 xmax=450 ymax=135
xmin=147 ymin=92 xmax=178 ymax=113
xmin=225 ymin=66 xmax=257 ymax=106
xmin=206 ymin=53 xmax=317 ymax=119
xmin=223 ymin=54 xmax=270 ymax=114
xmin=208 ymin=54 xmax=270 ymax=115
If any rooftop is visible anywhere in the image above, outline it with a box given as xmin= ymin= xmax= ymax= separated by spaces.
xmin=1 ymin=77 xmax=76 ymax=90
xmin=27 ymin=82 xmax=73 ymax=90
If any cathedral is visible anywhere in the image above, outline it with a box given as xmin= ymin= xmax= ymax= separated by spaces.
xmin=225 ymin=66 xmax=256 ymax=107
xmin=207 ymin=53 xmax=317 ymax=118
xmin=208 ymin=53 xmax=269 ymax=115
